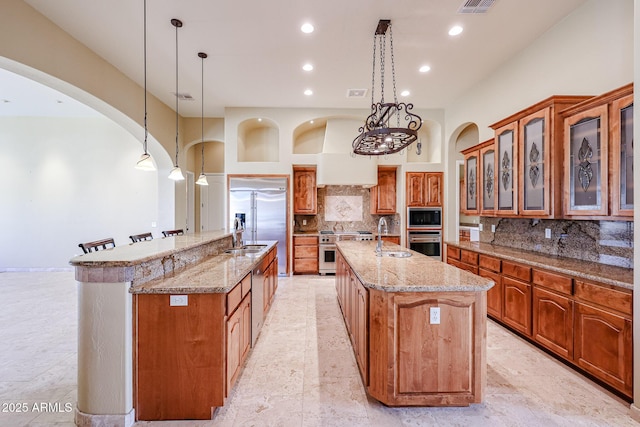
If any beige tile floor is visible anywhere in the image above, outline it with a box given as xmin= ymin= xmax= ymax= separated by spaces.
xmin=0 ymin=272 xmax=636 ymax=426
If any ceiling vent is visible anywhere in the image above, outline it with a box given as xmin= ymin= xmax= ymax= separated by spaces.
xmin=172 ymin=92 xmax=194 ymax=101
xmin=347 ymin=88 xmax=367 ymax=98
xmin=458 ymin=0 xmax=496 ymax=13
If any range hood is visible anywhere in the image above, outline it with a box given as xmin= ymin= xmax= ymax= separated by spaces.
xmin=315 ymin=118 xmax=378 ymax=188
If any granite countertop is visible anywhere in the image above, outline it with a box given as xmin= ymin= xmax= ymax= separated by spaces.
xmin=130 ymin=241 xmax=277 ymax=294
xmin=337 ymin=241 xmax=493 ymax=293
xmin=69 ymin=230 xmax=233 ymax=267
xmin=445 ymin=241 xmax=633 ymax=291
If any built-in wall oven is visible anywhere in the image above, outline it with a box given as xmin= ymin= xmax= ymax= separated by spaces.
xmin=407 ymin=230 xmax=442 ymax=260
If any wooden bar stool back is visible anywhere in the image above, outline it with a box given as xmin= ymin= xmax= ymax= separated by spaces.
xmin=162 ymin=229 xmax=184 ymax=237
xmin=78 ymin=238 xmax=115 ymax=254
xmin=130 ymin=232 xmax=153 ymax=243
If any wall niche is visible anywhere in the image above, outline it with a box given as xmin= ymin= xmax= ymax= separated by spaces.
xmin=293 ymin=118 xmax=326 ymax=154
xmin=237 ymin=118 xmax=279 ymax=162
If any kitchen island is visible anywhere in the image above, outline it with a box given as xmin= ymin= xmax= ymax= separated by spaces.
xmin=336 ymin=240 xmax=494 ymax=407
xmin=69 ymin=231 xmax=278 ymax=424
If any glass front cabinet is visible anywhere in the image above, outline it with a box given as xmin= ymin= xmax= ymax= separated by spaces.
xmin=560 ymin=83 xmax=633 ymax=219
xmin=520 ymin=107 xmax=552 ymax=217
xmin=462 ymin=147 xmax=479 ymax=215
xmin=494 ymin=122 xmax=518 ymax=216
xmin=480 ymin=143 xmax=496 ymax=215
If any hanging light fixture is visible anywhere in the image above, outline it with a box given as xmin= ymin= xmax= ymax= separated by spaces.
xmin=195 ymin=52 xmax=208 ymax=186
xmin=353 ymin=20 xmax=422 ymax=156
xmin=135 ymin=0 xmax=156 ymax=171
xmin=168 ymin=18 xmax=185 ymax=181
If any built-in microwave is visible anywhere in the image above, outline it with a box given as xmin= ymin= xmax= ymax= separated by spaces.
xmin=407 ymin=207 xmax=442 ymax=229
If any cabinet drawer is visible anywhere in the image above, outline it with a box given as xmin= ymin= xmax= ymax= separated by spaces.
xmin=502 ymin=261 xmax=531 ymax=282
xmin=460 ymin=249 xmax=478 ymax=265
xmin=478 ymin=255 xmax=501 ymax=273
xmin=447 ymin=258 xmax=462 ymax=269
xmin=295 ymin=245 xmax=318 ymax=259
xmin=227 ymin=283 xmax=243 ymax=315
xmin=446 ymin=246 xmax=460 ymax=260
xmin=294 ymin=236 xmax=318 ymax=245
xmin=574 ymin=280 xmax=632 ymax=316
xmin=532 ymin=269 xmax=572 ymax=295
xmin=240 ymin=274 xmax=251 ymax=298
xmin=294 ymin=258 xmax=318 ymax=273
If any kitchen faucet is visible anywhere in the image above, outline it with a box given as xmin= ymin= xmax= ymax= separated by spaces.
xmin=376 ymin=217 xmax=388 ymax=253
xmin=232 ymin=217 xmax=243 ymax=248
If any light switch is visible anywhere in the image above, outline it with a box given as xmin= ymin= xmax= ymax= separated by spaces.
xmin=478 ymin=223 xmax=483 ymax=231
xmin=545 ymin=229 xmax=551 ymax=239
xmin=491 ymin=224 xmax=496 ymax=233
xmin=170 ymin=295 xmax=188 ymax=306
xmin=151 ymin=221 xmax=157 ymax=228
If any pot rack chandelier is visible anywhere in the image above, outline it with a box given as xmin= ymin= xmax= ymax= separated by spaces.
xmin=353 ymin=20 xmax=422 ymax=156
xmin=168 ymin=18 xmax=185 ymax=181
xmin=135 ymin=0 xmax=156 ymax=171
xmin=195 ymin=52 xmax=208 ymax=186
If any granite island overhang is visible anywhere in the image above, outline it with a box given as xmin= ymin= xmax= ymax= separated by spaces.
xmin=335 ymin=240 xmax=494 ymax=407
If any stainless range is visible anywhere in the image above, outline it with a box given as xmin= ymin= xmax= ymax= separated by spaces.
xmin=319 ymin=231 xmax=373 ymax=275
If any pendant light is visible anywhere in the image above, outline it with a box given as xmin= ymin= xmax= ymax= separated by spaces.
xmin=353 ymin=20 xmax=422 ymax=156
xmin=135 ymin=0 xmax=156 ymax=171
xmin=168 ymin=18 xmax=185 ymax=181
xmin=195 ymin=52 xmax=208 ymax=186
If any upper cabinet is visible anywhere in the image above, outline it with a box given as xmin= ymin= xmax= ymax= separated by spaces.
xmin=560 ymin=83 xmax=633 ymax=220
xmin=490 ymin=96 xmax=591 ymax=218
xmin=370 ymin=166 xmax=397 ymax=214
xmin=480 ymin=143 xmax=496 ymax=216
xmin=406 ymin=172 xmax=443 ymax=208
xmin=461 ymin=140 xmax=493 ymax=215
xmin=293 ymin=166 xmax=317 ymax=214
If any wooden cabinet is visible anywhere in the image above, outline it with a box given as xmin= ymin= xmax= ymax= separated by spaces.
xmin=293 ymin=235 xmax=318 ymax=274
xmin=406 ymin=172 xmax=443 ymax=207
xmin=461 ymin=149 xmax=479 ymax=215
xmin=461 ymin=140 xmax=493 ymax=215
xmin=380 ymin=235 xmax=400 ymax=245
xmin=494 ymin=121 xmax=518 ymax=215
xmin=293 ymin=166 xmax=317 ymax=214
xmin=355 ymin=276 xmax=368 ymax=382
xmin=479 ymin=143 xmax=496 ymax=215
xmin=610 ymin=91 xmax=634 ymax=217
xmin=560 ymin=83 xmax=633 ymax=219
xmin=370 ymin=166 xmax=397 ymax=214
xmin=445 ymin=244 xmax=633 ymax=399
xmin=227 ymin=293 xmax=250 ymax=393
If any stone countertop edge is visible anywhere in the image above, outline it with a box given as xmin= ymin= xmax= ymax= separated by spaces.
xmin=445 ymin=241 xmax=633 ymax=291
xmin=336 ymin=241 xmax=494 ymax=293
xmin=130 ymin=241 xmax=277 ymax=295
xmin=69 ymin=230 xmax=234 ymax=267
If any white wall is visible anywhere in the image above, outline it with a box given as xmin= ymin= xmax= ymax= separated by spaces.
xmin=0 ymin=116 xmax=173 ymax=270
xmin=444 ymin=0 xmax=634 ymax=241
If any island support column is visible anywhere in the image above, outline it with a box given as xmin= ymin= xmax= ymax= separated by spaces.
xmin=74 ymin=266 xmax=135 ymax=427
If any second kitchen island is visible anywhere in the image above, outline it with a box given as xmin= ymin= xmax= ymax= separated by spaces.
xmin=336 ymin=240 xmax=494 ymax=407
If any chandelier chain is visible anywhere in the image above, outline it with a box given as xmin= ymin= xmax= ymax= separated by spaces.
xmin=389 ymin=24 xmax=399 ymax=127
xmin=379 ymin=34 xmax=385 ymax=104
xmin=370 ymin=33 xmax=376 ymax=107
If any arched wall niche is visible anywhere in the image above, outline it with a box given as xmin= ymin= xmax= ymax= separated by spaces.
xmin=292 ymin=118 xmax=327 ymax=154
xmin=237 ymin=117 xmax=279 ymax=162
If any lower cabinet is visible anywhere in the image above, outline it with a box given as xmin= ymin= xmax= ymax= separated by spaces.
xmin=445 ymin=243 xmax=633 ymax=399
xmin=227 ymin=294 xmax=251 ymax=393
xmin=293 ymin=235 xmax=319 ymax=274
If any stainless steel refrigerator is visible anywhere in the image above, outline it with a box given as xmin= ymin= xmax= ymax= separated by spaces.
xmin=229 ymin=177 xmax=287 ymax=276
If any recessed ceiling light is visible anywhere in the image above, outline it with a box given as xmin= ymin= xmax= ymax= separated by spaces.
xmin=301 ymin=23 xmax=314 ymax=34
xmin=302 ymin=63 xmax=313 ymax=71
xmin=310 ymin=120 xmax=314 ymax=124
xmin=419 ymin=65 xmax=431 ymax=73
xmin=401 ymin=90 xmax=410 ymax=97
xmin=304 ymin=89 xmax=313 ymax=96
xmin=449 ymin=25 xmax=463 ymax=36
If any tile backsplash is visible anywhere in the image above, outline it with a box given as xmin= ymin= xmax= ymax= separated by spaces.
xmin=479 ymin=217 xmax=634 ymax=268
xmin=294 ymin=185 xmax=400 ymax=234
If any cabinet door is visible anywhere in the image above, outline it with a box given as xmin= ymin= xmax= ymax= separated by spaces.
xmin=611 ymin=94 xmax=634 ymax=217
xmin=502 ymin=276 xmax=532 ymax=336
xmin=495 ymin=122 xmax=518 ymax=215
xmin=574 ymin=302 xmax=632 ymax=397
xmin=293 ymin=167 xmax=317 ymax=214
xmin=520 ymin=107 xmax=551 ymax=216
xmin=356 ymin=280 xmax=368 ymax=384
xmin=464 ymin=153 xmax=479 ymax=214
xmin=563 ymin=104 xmax=608 ymax=216
xmin=226 ymin=306 xmax=243 ymax=393
xmin=425 ymin=173 xmax=443 ymax=207
xmin=241 ymin=296 xmax=252 ymax=360
xmin=406 ymin=172 xmax=426 ymax=207
xmin=479 ymin=268 xmax=502 ymax=320
xmin=480 ymin=145 xmax=496 ymax=215
xmin=371 ymin=167 xmax=397 ymax=214
xmin=533 ymin=287 xmax=573 ymax=360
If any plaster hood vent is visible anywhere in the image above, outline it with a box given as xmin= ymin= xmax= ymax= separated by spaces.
xmin=458 ymin=0 xmax=495 ymax=13
xmin=316 ymin=118 xmax=378 ymax=188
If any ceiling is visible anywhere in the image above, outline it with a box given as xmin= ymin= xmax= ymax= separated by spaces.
xmin=10 ymin=0 xmax=587 ymax=118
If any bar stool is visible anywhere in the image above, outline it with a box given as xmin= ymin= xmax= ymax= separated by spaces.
xmin=130 ymin=232 xmax=153 ymax=243
xmin=162 ymin=229 xmax=184 ymax=237
xmin=78 ymin=238 xmax=115 ymax=254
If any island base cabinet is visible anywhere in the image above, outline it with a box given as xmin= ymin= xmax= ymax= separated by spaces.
xmin=135 ymin=293 xmax=226 ymax=421
xmin=368 ymin=289 xmax=486 ymax=406
xmin=574 ymin=302 xmax=632 ymax=397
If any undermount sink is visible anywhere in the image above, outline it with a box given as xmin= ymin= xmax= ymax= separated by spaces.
xmin=225 ymin=248 xmax=261 ymax=255
xmin=376 ymin=250 xmax=412 ymax=258
xmin=242 ymin=244 xmax=268 ymax=250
